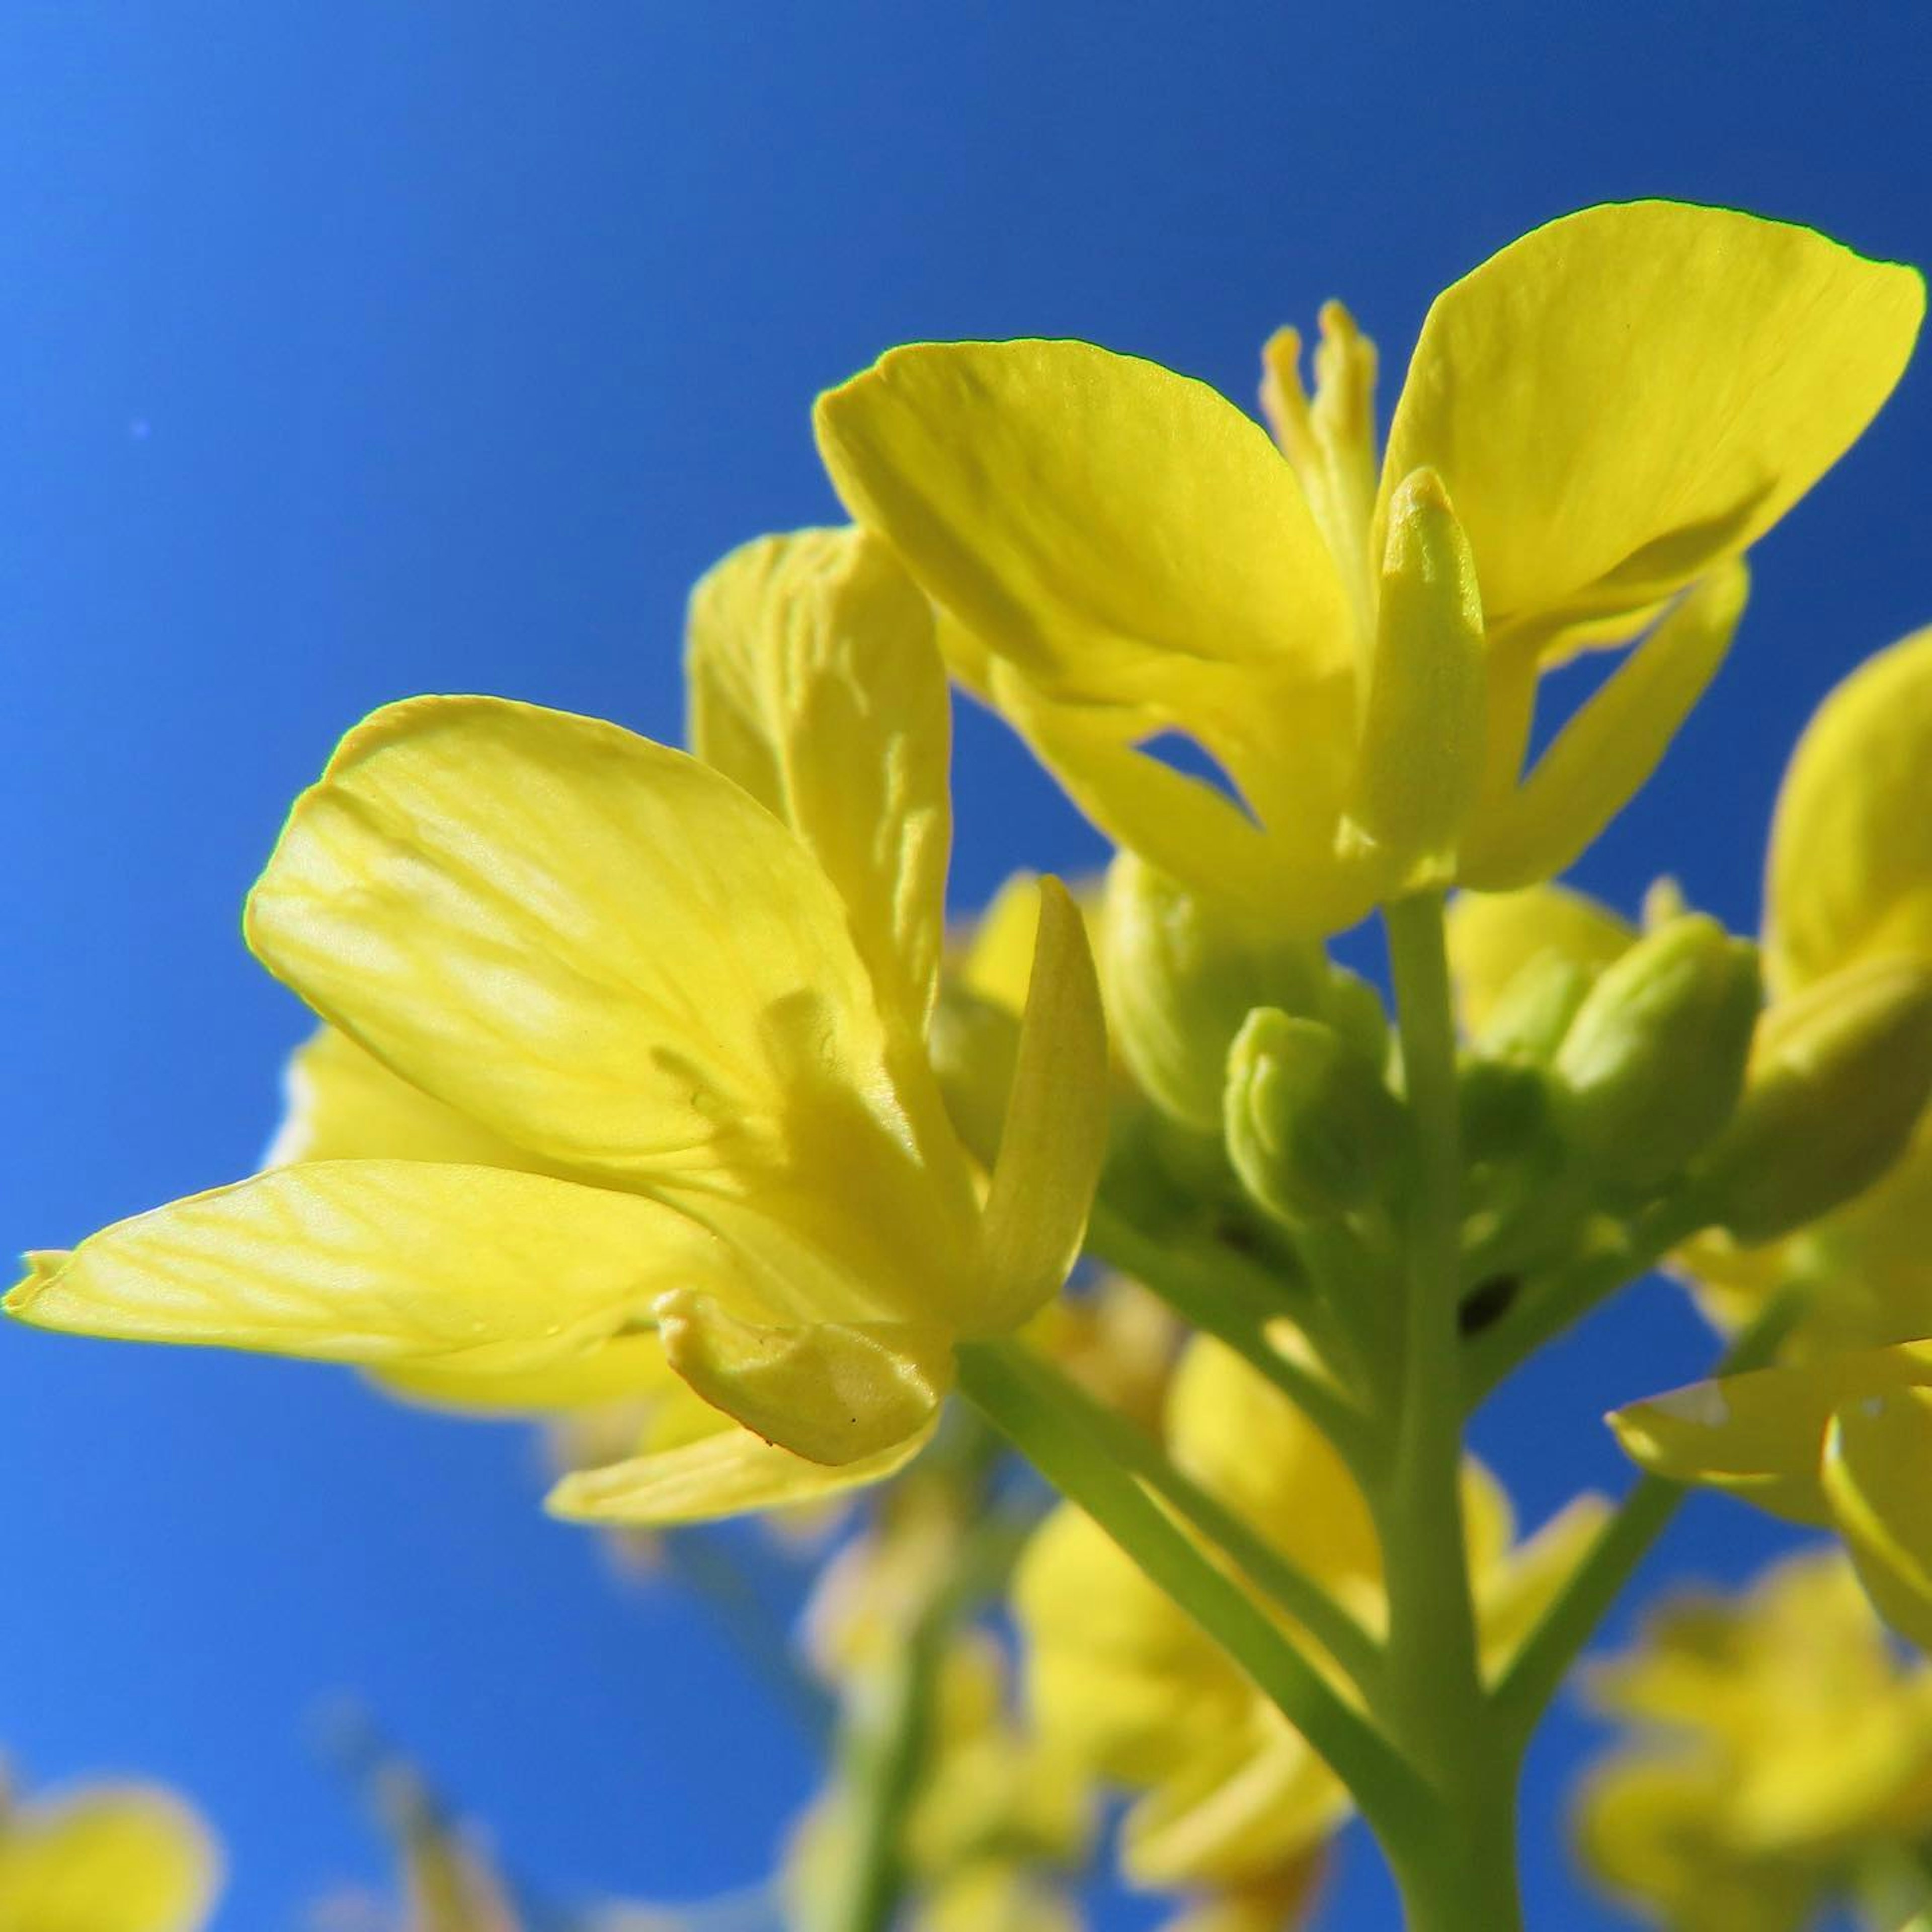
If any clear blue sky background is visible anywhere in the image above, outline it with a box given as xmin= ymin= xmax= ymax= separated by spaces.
xmin=4 ymin=5 xmax=1929 ymax=1926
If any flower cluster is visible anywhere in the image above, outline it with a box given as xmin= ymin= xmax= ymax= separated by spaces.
xmin=10 ymin=200 xmax=1932 ymax=1931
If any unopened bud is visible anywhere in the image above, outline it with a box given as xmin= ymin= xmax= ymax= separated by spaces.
xmin=1700 ymin=956 xmax=1932 ymax=1244
xmin=1552 ymin=914 xmax=1762 ymax=1191
xmin=1103 ymin=851 xmax=1328 ymax=1130
xmin=1225 ymin=1009 xmax=1408 ymax=1226
xmin=1479 ymin=951 xmax=1597 ymax=1066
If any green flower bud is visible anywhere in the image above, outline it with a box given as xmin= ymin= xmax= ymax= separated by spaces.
xmin=1225 ymin=1009 xmax=1408 ymax=1227
xmin=1102 ymin=851 xmax=1328 ymax=1129
xmin=1700 ymin=956 xmax=1932 ymax=1244
xmin=1478 ymin=951 xmax=1597 ymax=1065
xmin=1551 ymin=914 xmax=1762 ymax=1191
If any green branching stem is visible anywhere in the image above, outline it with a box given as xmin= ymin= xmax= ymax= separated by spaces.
xmin=956 ymin=1336 xmax=1435 ymax=1863
xmin=1461 ymin=1188 xmax=1718 ymax=1408
xmin=1085 ymin=1199 xmax=1374 ymax=1468
xmin=990 ymin=1334 xmax=1384 ymax=1697
xmin=1377 ymin=889 xmax=1523 ymax=1932
xmin=1490 ymin=1284 xmax=1809 ymax=1746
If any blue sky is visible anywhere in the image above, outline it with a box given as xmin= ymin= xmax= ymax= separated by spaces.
xmin=3 ymin=4 xmax=1929 ymax=1924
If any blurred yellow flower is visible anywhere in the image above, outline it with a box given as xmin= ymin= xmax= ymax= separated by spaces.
xmin=818 ymin=202 xmax=1919 ymax=931
xmin=1575 ymin=1547 xmax=1932 ymax=1930
xmin=1611 ymin=628 xmax=1932 ymax=1645
xmin=8 ymin=529 xmax=1107 ymax=1527
xmin=0 ymin=1763 xmax=220 ymax=1932
xmin=1013 ymin=1336 xmax=1604 ymax=1903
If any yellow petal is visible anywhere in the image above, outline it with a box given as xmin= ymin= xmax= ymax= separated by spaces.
xmin=654 ymin=1287 xmax=953 ymax=1465
xmin=816 ymin=340 xmax=1352 ymax=700
xmin=687 ymin=527 xmax=951 ymax=1032
xmin=1383 ymin=200 xmax=1922 ymax=645
xmin=546 ymin=1410 xmax=936 ymax=1526
xmin=246 ymin=696 xmax=981 ymax=1301
xmin=1444 ymin=882 xmax=1634 ymax=1037
xmin=7 ymin=1161 xmax=718 ymax=1370
xmin=1823 ymin=1387 xmax=1932 ymax=1651
xmin=266 ymin=1024 xmax=552 ymax=1171
xmin=371 ymin=1330 xmax=677 ymax=1415
xmin=1765 ymin=624 xmax=1932 ymax=997
xmin=974 ymin=878 xmax=1109 ymax=1332
xmin=1458 ymin=562 xmax=1748 ymax=891
xmin=1476 ymin=1493 xmax=1614 ymax=1676
xmin=1165 ymin=1337 xmax=1381 ymax=1586
xmin=1121 ymin=1717 xmax=1348 ymax=1889
xmin=1610 ymin=1343 xmax=1932 ymax=1522
xmin=1013 ymin=1503 xmax=1242 ymax=1785
xmin=0 ymin=1786 xmax=220 ymax=1932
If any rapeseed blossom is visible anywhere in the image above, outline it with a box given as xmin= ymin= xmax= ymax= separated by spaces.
xmin=7 ymin=529 xmax=1107 ymax=1525
xmin=1610 ymin=627 xmax=1932 ymax=1645
xmin=817 ymin=202 xmax=1920 ymax=930
xmin=1575 ymin=1548 xmax=1932 ymax=1929
xmin=0 ymin=1762 xmax=219 ymax=1932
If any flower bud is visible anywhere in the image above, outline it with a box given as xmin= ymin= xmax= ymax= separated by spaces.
xmin=1103 ymin=851 xmax=1328 ymax=1129
xmin=1478 ymin=951 xmax=1597 ymax=1066
xmin=1551 ymin=914 xmax=1762 ymax=1191
xmin=1700 ymin=956 xmax=1932 ymax=1244
xmin=1458 ymin=1055 xmax=1550 ymax=1164
xmin=1225 ymin=1009 xmax=1408 ymax=1226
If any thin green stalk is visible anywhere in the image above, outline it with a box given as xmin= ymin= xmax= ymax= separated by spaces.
xmin=1491 ymin=1285 xmax=1808 ymax=1744
xmin=955 ymin=1336 xmax=1434 ymax=1862
xmin=1461 ymin=1189 xmax=1715 ymax=1408
xmin=1379 ymin=889 xmax=1523 ymax=1932
xmin=993 ymin=1339 xmax=1384 ymax=1697
xmin=820 ymin=1583 xmax=950 ymax=1932
xmin=1085 ymin=1199 xmax=1373 ymax=1467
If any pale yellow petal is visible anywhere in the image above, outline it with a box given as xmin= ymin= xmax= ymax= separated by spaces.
xmin=1121 ymin=1718 xmax=1348 ymax=1889
xmin=7 ymin=1161 xmax=719 ymax=1370
xmin=1611 ymin=1344 xmax=1932 ymax=1522
xmin=371 ymin=1330 xmax=676 ymax=1415
xmin=816 ymin=339 xmax=1353 ymax=699
xmin=974 ymin=879 xmax=1109 ymax=1332
xmin=1384 ymin=200 xmax=1922 ymax=643
xmin=1477 ymin=1493 xmax=1615 ymax=1676
xmin=265 ymin=1024 xmax=551 ymax=1172
xmin=246 ymin=696 xmax=981 ymax=1308
xmin=546 ymin=1411 xmax=936 ymax=1526
xmin=1765 ymin=624 xmax=1932 ymax=996
xmin=1823 ymin=1387 xmax=1932 ymax=1651
xmin=687 ymin=527 xmax=951 ymax=1031
xmin=1459 ymin=563 xmax=1749 ymax=889
xmin=0 ymin=1786 xmax=220 ymax=1932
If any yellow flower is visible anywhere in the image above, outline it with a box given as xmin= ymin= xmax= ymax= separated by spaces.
xmin=0 ymin=1763 xmax=220 ymax=1932
xmin=1609 ymin=628 xmax=1932 ymax=1645
xmin=1575 ymin=1547 xmax=1932 ymax=1930
xmin=1012 ymin=1335 xmax=1604 ymax=1899
xmin=8 ymin=528 xmax=1108 ymax=1527
xmin=817 ymin=203 xmax=1919 ymax=931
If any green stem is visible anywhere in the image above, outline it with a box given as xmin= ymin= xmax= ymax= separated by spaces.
xmin=820 ymin=1583 xmax=950 ymax=1932
xmin=1085 ymin=1199 xmax=1373 ymax=1467
xmin=956 ymin=1336 xmax=1434 ymax=1861
xmin=1490 ymin=1285 xmax=1807 ymax=1745
xmin=999 ymin=1339 xmax=1384 ymax=1697
xmin=1379 ymin=890 xmax=1522 ymax=1932
xmin=1461 ymin=1190 xmax=1714 ymax=1409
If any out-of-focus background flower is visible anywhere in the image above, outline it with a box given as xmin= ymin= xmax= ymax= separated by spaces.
xmin=3 ymin=4 xmax=1928 ymax=1925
